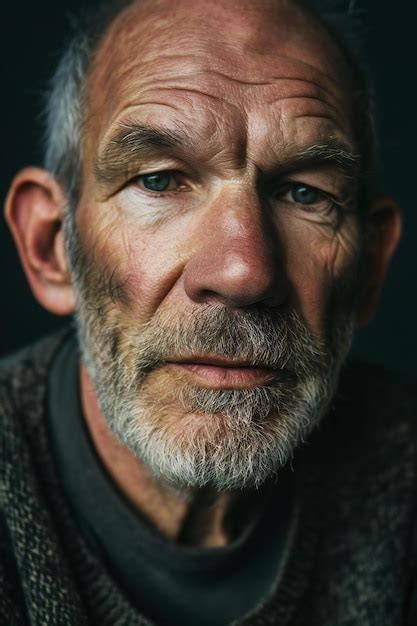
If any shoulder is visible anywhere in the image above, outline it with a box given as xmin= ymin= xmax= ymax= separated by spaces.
xmin=306 ymin=357 xmax=417 ymax=495
xmin=340 ymin=356 xmax=417 ymax=406
xmin=0 ymin=327 xmax=73 ymax=433
xmin=314 ymin=357 xmax=417 ymax=493
xmin=0 ymin=327 xmax=72 ymax=382
xmin=335 ymin=357 xmax=417 ymax=435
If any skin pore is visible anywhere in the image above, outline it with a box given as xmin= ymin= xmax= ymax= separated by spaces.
xmin=4 ymin=0 xmax=402 ymax=547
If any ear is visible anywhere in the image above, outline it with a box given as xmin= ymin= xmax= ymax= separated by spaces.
xmin=356 ymin=195 xmax=402 ymax=327
xmin=4 ymin=167 xmax=76 ymax=315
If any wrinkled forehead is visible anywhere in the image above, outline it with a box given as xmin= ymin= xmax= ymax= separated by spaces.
xmin=85 ymin=0 xmax=356 ymax=157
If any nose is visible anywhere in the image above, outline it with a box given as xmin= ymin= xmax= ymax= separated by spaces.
xmin=183 ymin=189 xmax=290 ymax=309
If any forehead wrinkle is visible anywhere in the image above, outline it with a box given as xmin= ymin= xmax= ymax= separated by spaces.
xmin=94 ymin=79 xmax=349 ymax=159
xmin=101 ymin=99 xmax=240 ymax=150
xmin=113 ymin=47 xmax=344 ymax=90
xmin=94 ymin=86 xmax=247 ymax=163
xmin=266 ymin=94 xmax=348 ymax=129
xmin=91 ymin=49 xmax=350 ymax=137
xmin=145 ymin=79 xmax=343 ymax=113
xmin=194 ymin=58 xmax=349 ymax=96
xmin=100 ymin=57 xmax=348 ymax=113
xmin=86 ymin=1 xmax=355 ymax=135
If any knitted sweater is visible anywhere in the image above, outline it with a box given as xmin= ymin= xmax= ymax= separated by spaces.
xmin=0 ymin=330 xmax=416 ymax=626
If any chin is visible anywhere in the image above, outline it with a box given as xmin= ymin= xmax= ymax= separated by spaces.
xmin=100 ymin=373 xmax=333 ymax=491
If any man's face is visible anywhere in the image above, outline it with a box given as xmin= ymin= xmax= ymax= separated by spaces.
xmin=68 ymin=0 xmax=362 ymax=490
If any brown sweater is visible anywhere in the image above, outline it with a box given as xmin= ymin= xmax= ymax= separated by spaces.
xmin=0 ymin=329 xmax=417 ymax=625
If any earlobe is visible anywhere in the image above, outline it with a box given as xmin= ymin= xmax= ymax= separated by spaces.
xmin=356 ymin=195 xmax=402 ymax=327
xmin=4 ymin=167 xmax=76 ymax=315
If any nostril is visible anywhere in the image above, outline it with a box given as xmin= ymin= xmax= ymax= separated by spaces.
xmin=193 ymin=288 xmax=231 ymax=306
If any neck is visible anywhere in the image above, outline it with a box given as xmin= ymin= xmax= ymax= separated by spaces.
xmin=80 ymin=363 xmax=261 ymax=548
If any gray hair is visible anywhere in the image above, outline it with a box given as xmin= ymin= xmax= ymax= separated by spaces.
xmin=43 ymin=0 xmax=377 ymax=213
xmin=44 ymin=33 xmax=89 ymax=211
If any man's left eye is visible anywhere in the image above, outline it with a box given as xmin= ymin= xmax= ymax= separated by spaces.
xmin=137 ymin=171 xmax=177 ymax=192
xmin=287 ymin=183 xmax=322 ymax=205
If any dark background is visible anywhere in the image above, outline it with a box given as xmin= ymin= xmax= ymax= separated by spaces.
xmin=1 ymin=0 xmax=416 ymax=374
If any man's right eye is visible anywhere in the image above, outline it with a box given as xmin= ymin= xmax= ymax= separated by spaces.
xmin=136 ymin=171 xmax=178 ymax=193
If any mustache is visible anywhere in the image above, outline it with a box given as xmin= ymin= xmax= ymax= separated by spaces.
xmin=115 ymin=305 xmax=329 ymax=376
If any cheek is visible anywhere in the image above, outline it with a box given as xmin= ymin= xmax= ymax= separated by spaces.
xmin=77 ymin=200 xmax=192 ymax=321
xmin=281 ymin=216 xmax=360 ymax=336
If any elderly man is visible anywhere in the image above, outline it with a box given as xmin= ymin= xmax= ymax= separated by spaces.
xmin=1 ymin=0 xmax=415 ymax=624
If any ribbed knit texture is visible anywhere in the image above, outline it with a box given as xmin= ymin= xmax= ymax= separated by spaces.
xmin=0 ymin=329 xmax=416 ymax=625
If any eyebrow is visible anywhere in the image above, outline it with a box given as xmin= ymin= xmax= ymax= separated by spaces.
xmin=264 ymin=140 xmax=362 ymax=204
xmin=95 ymin=124 xmax=185 ymax=185
xmin=95 ymin=123 xmax=360 ymax=187
xmin=288 ymin=141 xmax=360 ymax=180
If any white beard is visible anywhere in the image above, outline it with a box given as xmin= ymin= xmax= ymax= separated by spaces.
xmin=75 ymin=303 xmax=354 ymax=491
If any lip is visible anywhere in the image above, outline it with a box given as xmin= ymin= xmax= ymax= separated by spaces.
xmin=168 ymin=356 xmax=264 ymax=367
xmin=165 ymin=357 xmax=276 ymax=389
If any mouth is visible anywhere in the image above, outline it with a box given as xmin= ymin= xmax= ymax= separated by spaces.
xmin=164 ymin=356 xmax=278 ymax=389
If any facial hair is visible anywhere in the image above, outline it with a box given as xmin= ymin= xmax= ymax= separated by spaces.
xmin=76 ymin=299 xmax=354 ymax=490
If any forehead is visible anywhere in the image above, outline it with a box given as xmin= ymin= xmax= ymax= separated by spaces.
xmin=85 ymin=0 xmax=356 ymax=163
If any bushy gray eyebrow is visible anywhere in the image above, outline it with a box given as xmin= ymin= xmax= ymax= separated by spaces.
xmin=290 ymin=142 xmax=360 ymax=178
xmin=95 ymin=124 xmax=185 ymax=184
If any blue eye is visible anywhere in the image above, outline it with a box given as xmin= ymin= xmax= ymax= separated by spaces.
xmin=290 ymin=184 xmax=320 ymax=205
xmin=141 ymin=172 xmax=173 ymax=192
